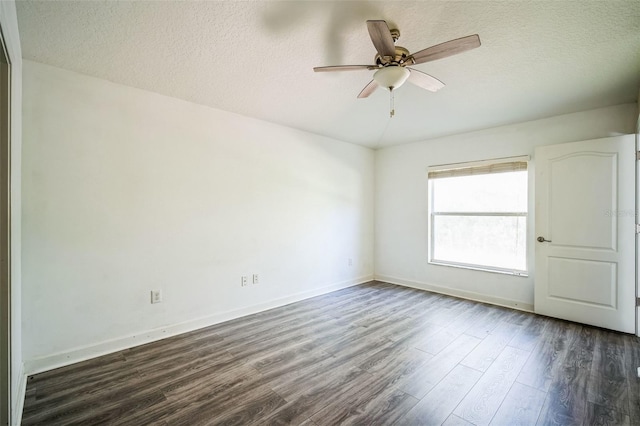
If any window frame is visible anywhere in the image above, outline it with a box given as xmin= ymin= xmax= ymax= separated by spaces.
xmin=427 ymin=156 xmax=530 ymax=277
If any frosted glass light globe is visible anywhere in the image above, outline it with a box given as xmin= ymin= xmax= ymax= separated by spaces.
xmin=373 ymin=66 xmax=410 ymax=90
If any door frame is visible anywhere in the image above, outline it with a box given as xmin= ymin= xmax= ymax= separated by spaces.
xmin=636 ymin=105 xmax=640 ymax=337
xmin=0 ymin=22 xmax=11 ymax=426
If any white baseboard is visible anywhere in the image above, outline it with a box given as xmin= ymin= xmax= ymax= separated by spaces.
xmin=376 ymin=274 xmax=534 ymax=313
xmin=12 ymin=363 xmax=26 ymax=426
xmin=25 ymin=275 xmax=373 ymax=375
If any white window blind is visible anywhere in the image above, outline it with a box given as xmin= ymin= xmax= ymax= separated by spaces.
xmin=428 ymin=161 xmax=528 ymax=179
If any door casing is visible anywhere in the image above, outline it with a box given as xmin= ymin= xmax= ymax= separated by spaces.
xmin=0 ymin=23 xmax=11 ymax=426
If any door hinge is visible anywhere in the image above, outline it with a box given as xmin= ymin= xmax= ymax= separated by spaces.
xmin=636 ymin=224 xmax=640 ymax=234
xmin=636 ymin=151 xmax=640 ymax=161
xmin=636 ymin=297 xmax=640 ymax=307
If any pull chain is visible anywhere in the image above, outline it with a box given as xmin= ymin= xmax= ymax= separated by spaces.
xmin=390 ymin=89 xmax=395 ymax=118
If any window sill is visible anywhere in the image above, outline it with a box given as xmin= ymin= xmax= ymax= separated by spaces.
xmin=429 ymin=260 xmax=529 ymax=277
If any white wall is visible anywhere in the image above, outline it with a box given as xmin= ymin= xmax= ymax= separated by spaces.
xmin=21 ymin=61 xmax=374 ymax=373
xmin=375 ymin=103 xmax=638 ymax=310
xmin=0 ymin=0 xmax=23 ymax=423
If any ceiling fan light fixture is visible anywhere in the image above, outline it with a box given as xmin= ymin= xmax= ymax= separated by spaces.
xmin=373 ymin=66 xmax=410 ymax=91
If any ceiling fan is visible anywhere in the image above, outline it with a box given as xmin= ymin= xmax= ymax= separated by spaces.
xmin=313 ymin=20 xmax=480 ymax=116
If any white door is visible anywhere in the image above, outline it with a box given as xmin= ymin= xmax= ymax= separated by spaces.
xmin=535 ymin=135 xmax=635 ymax=333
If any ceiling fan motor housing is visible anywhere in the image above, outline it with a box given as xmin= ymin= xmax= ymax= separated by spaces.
xmin=375 ymin=46 xmax=411 ymax=66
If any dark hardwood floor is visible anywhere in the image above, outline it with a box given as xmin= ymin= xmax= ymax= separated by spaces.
xmin=22 ymin=281 xmax=640 ymax=425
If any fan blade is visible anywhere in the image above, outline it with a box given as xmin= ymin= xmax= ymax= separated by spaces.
xmin=357 ymin=80 xmax=379 ymax=98
xmin=313 ymin=65 xmax=376 ymax=72
xmin=407 ymin=68 xmax=445 ymax=92
xmin=410 ymin=34 xmax=480 ymax=65
xmin=366 ymin=20 xmax=396 ymax=58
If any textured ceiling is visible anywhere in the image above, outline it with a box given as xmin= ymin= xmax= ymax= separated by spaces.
xmin=16 ymin=0 xmax=640 ymax=148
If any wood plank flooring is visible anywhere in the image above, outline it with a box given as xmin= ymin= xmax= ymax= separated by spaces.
xmin=21 ymin=281 xmax=640 ymax=425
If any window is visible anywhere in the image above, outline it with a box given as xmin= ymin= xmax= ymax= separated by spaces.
xmin=428 ymin=157 xmax=528 ymax=275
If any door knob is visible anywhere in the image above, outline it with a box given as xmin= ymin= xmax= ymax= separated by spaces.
xmin=537 ymin=236 xmax=552 ymax=243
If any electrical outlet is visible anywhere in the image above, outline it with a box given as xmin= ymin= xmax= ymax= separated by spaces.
xmin=253 ymin=274 xmax=259 ymax=285
xmin=241 ymin=275 xmax=248 ymax=287
xmin=348 ymin=258 xmax=353 ymax=267
xmin=150 ymin=290 xmax=163 ymax=304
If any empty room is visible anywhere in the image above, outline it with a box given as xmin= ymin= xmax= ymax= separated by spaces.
xmin=1 ymin=0 xmax=640 ymax=425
